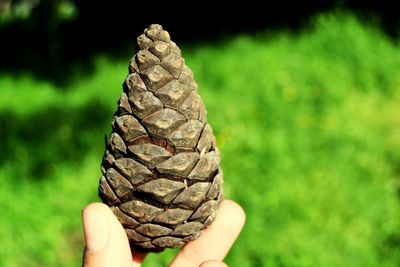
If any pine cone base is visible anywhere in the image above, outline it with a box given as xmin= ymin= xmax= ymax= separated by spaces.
xmin=98 ymin=24 xmax=223 ymax=252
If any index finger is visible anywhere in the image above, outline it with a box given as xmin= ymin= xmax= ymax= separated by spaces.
xmin=170 ymin=200 xmax=246 ymax=267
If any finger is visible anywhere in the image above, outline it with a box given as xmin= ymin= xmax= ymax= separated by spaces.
xmin=199 ymin=260 xmax=228 ymax=267
xmin=82 ymin=203 xmax=145 ymax=267
xmin=171 ymin=200 xmax=245 ymax=267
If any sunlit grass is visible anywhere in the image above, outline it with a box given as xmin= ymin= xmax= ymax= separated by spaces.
xmin=1 ymin=12 xmax=400 ymax=267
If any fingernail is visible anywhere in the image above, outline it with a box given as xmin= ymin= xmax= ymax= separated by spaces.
xmin=82 ymin=205 xmax=109 ymax=252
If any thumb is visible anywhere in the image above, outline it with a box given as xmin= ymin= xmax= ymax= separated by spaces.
xmin=82 ymin=203 xmax=133 ymax=267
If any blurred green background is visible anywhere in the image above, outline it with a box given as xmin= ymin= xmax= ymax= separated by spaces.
xmin=1 ymin=1 xmax=400 ymax=266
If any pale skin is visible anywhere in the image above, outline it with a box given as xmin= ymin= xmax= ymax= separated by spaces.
xmin=82 ymin=200 xmax=245 ymax=267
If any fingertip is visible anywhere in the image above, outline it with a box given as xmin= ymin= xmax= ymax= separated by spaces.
xmin=83 ymin=203 xmax=123 ymax=229
xmin=220 ymin=200 xmax=246 ymax=229
xmin=82 ymin=202 xmax=110 ymax=217
xmin=82 ymin=203 xmax=110 ymax=253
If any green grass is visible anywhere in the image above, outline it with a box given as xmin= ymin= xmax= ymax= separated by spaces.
xmin=1 ymin=12 xmax=400 ymax=267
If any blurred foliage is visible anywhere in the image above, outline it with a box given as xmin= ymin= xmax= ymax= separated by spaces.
xmin=1 ymin=12 xmax=400 ymax=267
xmin=0 ymin=0 xmax=76 ymax=25
xmin=0 ymin=0 xmax=39 ymax=24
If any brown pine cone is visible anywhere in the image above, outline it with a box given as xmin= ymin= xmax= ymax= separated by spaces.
xmin=98 ymin=24 xmax=223 ymax=252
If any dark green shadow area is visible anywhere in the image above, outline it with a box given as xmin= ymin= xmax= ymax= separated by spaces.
xmin=0 ymin=100 xmax=111 ymax=180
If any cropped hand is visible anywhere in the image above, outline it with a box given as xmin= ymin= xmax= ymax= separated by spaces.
xmin=82 ymin=200 xmax=245 ymax=267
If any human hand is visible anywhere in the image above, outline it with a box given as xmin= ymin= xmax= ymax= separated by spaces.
xmin=82 ymin=200 xmax=245 ymax=267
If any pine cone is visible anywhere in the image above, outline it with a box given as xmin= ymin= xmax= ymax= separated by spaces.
xmin=98 ymin=24 xmax=223 ymax=252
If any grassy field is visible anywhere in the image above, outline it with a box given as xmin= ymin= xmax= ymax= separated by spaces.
xmin=1 ymin=12 xmax=400 ymax=267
